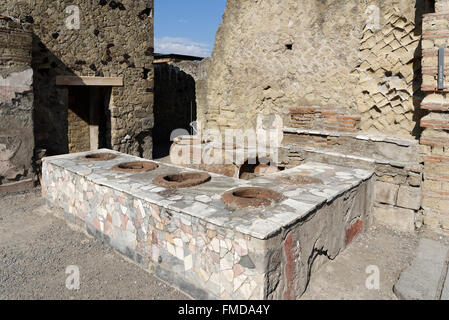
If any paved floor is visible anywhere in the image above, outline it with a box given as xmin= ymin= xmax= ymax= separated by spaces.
xmin=2 ymin=188 xmax=447 ymax=300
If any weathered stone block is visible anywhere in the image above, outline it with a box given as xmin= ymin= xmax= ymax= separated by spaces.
xmin=394 ymin=238 xmax=448 ymax=300
xmin=374 ymin=181 xmax=399 ymax=205
xmin=397 ymin=186 xmax=422 ymax=210
xmin=408 ymin=174 xmax=422 ymax=187
xmin=374 ymin=205 xmax=416 ymax=232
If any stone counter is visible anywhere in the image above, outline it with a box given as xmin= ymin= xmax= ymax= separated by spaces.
xmin=42 ymin=149 xmax=374 ymax=299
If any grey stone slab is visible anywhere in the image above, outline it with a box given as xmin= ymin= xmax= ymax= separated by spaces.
xmin=394 ymin=238 xmax=449 ymax=300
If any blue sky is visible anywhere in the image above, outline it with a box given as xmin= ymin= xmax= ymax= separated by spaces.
xmin=154 ymin=0 xmax=227 ymax=57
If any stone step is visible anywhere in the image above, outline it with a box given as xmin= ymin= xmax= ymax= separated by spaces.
xmin=283 ymin=128 xmax=420 ymax=167
xmin=286 ymin=144 xmax=420 ymax=173
xmin=0 ymin=179 xmax=35 ymax=194
xmin=394 ymin=238 xmax=449 ymax=300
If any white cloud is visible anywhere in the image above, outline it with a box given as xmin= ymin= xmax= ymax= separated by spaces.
xmin=155 ymin=37 xmax=212 ymax=57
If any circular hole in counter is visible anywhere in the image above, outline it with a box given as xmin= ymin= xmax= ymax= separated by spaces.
xmin=153 ymin=172 xmax=211 ymax=188
xmin=111 ymin=161 xmax=158 ymax=173
xmin=222 ymin=187 xmax=284 ymax=209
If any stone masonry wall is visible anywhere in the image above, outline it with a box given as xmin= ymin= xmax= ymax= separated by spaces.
xmin=0 ymin=0 xmax=154 ymax=158
xmin=201 ymin=0 xmax=431 ymax=139
xmin=0 ymin=16 xmax=35 ymax=193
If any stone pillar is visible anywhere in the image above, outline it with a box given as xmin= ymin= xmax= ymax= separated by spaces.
xmin=0 ymin=16 xmax=35 ymax=193
xmin=419 ymin=3 xmax=449 ymax=231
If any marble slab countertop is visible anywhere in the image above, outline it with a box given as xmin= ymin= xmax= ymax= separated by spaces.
xmin=43 ymin=149 xmax=374 ymax=240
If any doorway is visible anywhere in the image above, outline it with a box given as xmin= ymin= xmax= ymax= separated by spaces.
xmin=67 ymin=86 xmax=112 ymax=153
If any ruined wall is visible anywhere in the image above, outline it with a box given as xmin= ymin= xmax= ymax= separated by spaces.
xmin=0 ymin=0 xmax=154 ymax=158
xmin=202 ymin=0 xmax=430 ymax=139
xmin=0 ymin=16 xmax=35 ymax=193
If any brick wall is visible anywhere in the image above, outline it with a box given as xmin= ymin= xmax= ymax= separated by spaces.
xmin=419 ymin=1 xmax=449 ymax=232
xmin=289 ymin=106 xmax=361 ymax=133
